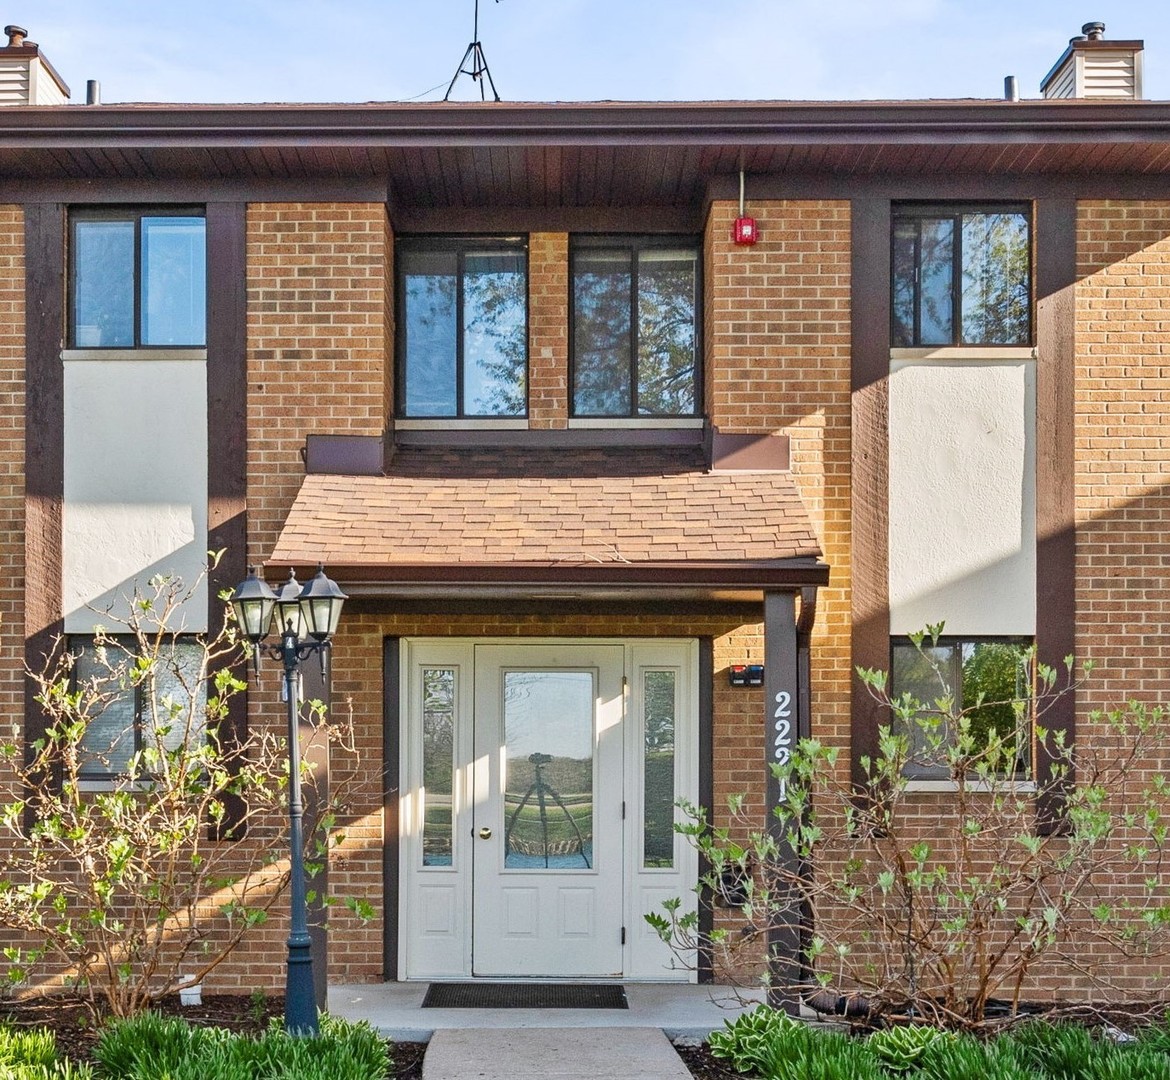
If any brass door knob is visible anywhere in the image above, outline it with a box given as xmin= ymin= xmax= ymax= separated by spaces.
xmin=478 ymin=826 xmax=493 ymax=840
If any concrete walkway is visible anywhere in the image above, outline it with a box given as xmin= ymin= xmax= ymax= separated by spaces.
xmin=421 ymin=1027 xmax=693 ymax=1080
xmin=328 ymin=982 xmax=765 ymax=1044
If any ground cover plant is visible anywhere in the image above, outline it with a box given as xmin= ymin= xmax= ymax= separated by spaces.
xmin=703 ymin=1005 xmax=1170 ymax=1080
xmin=651 ymin=628 xmax=1170 ymax=1026
xmin=0 ymin=1023 xmax=93 ymax=1078
xmin=0 ymin=565 xmax=357 ymax=1019
xmin=93 ymin=1011 xmax=390 ymax=1080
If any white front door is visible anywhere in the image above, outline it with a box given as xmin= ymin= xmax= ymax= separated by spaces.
xmin=399 ymin=638 xmax=698 ymax=981
xmin=471 ymin=645 xmax=624 ymax=976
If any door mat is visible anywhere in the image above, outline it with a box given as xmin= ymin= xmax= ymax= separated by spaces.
xmin=421 ymin=982 xmax=628 ymax=1009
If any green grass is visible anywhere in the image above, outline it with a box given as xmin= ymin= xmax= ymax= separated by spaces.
xmin=94 ymin=1012 xmax=389 ymax=1080
xmin=0 ymin=1024 xmax=94 ymax=1079
xmin=706 ymin=1008 xmax=1170 ymax=1080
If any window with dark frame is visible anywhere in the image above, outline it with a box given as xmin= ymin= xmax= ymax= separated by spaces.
xmin=889 ymin=636 xmax=1033 ymax=780
xmin=570 ymin=236 xmax=700 ymax=418
xmin=71 ymin=637 xmax=206 ymax=780
xmin=396 ymin=237 xmax=528 ymax=419
xmin=891 ymin=205 xmax=1032 ymax=349
xmin=70 ymin=209 xmax=207 ymax=349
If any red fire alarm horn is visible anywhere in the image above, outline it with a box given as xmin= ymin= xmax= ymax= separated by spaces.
xmin=733 ymin=216 xmax=758 ymax=245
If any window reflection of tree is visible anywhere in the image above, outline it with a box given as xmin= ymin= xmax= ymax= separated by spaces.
xmin=573 ymin=246 xmax=697 ymax=416
xmin=421 ymin=668 xmax=455 ymax=865
xmin=401 ymin=246 xmax=526 ymax=417
xmin=502 ymin=671 xmax=594 ymax=868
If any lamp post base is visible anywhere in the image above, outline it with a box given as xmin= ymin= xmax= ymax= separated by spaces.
xmin=285 ymin=935 xmax=318 ymax=1036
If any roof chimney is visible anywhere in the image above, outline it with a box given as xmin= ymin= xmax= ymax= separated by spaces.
xmin=1041 ymin=21 xmax=1144 ymax=100
xmin=0 ymin=24 xmax=70 ymax=105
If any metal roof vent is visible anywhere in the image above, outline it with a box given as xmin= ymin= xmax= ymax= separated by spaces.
xmin=0 ymin=25 xmax=70 ymax=105
xmin=1041 ymin=21 xmax=1144 ymax=100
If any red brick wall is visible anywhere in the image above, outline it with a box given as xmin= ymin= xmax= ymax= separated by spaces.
xmin=1063 ymin=201 xmax=1170 ymax=994
xmin=0 ymin=207 xmax=23 ymax=723
xmin=224 ymin=203 xmax=391 ymax=990
xmin=0 ymin=205 xmax=24 ymax=935
xmin=1076 ymin=201 xmax=1170 ymax=701
xmin=705 ymin=199 xmax=853 ymax=812
xmin=245 ymin=203 xmax=389 ymax=563
xmin=528 ymin=232 xmax=569 ymax=428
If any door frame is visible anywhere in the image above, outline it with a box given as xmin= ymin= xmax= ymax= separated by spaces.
xmin=394 ymin=636 xmax=700 ymax=982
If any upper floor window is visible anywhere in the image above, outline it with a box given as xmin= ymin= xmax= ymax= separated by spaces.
xmin=892 ymin=205 xmax=1031 ymax=348
xmin=396 ymin=237 xmax=527 ymax=418
xmin=70 ymin=209 xmax=206 ymax=348
xmin=571 ymin=237 xmax=700 ymax=418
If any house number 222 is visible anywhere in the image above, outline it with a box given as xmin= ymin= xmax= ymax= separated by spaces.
xmin=773 ymin=690 xmax=792 ymax=800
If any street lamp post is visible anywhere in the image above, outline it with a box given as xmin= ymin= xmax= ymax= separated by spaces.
xmin=229 ymin=563 xmax=347 ymax=1037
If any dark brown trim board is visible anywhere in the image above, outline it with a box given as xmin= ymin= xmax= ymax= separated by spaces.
xmin=4 ymin=98 xmax=1170 ymax=146
xmin=393 ymin=205 xmax=701 ymax=236
xmin=2 ymin=179 xmax=390 ymax=206
xmin=849 ymin=198 xmax=892 ymax=790
xmin=393 ymin=426 xmax=706 ymax=451
xmin=1033 ymin=198 xmax=1077 ymax=832
xmin=382 ymin=637 xmax=401 ymax=981
xmin=697 ymin=636 xmax=714 ymax=984
xmin=23 ymin=202 xmax=66 ymax=792
xmin=205 ymin=202 xmax=250 ymax=836
xmin=763 ymin=590 xmax=801 ymax=1014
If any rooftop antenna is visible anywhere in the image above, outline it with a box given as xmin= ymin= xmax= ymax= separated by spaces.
xmin=445 ymin=0 xmax=501 ymax=101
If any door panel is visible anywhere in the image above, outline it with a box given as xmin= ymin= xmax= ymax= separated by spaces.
xmin=472 ymin=645 xmax=624 ymax=976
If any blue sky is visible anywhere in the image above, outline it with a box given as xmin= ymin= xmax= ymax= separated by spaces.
xmin=22 ymin=0 xmax=1170 ymax=104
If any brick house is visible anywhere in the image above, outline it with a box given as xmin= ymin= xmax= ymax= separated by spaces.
xmin=2 ymin=22 xmax=1168 ymax=1001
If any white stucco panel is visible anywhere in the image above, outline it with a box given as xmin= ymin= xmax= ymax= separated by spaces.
xmin=63 ymin=360 xmax=209 ymax=633
xmin=888 ymin=359 xmax=1036 ymax=637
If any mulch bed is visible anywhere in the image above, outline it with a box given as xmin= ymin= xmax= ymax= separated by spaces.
xmin=0 ymin=994 xmax=426 ymax=1080
xmin=675 ymin=1042 xmax=745 ymax=1080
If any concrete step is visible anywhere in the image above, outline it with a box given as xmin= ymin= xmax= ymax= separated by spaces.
xmin=421 ymin=1026 xmax=693 ymax=1080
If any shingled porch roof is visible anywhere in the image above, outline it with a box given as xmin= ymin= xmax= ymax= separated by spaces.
xmin=268 ymin=448 xmax=828 ymax=600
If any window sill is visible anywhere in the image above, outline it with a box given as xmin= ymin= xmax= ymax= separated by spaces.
xmin=904 ymin=778 xmax=1037 ymax=794
xmin=568 ymin=417 xmax=705 ymax=429
xmin=890 ymin=347 xmax=1036 ymax=362
xmin=394 ymin=418 xmax=528 ymax=430
xmin=62 ymin=349 xmax=208 ymax=361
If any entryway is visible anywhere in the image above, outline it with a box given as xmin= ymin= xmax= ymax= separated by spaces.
xmin=398 ymin=639 xmax=699 ymax=982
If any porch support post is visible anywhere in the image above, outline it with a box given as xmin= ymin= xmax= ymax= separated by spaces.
xmin=763 ymin=590 xmax=806 ymax=1015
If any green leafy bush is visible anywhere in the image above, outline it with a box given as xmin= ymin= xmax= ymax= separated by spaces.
xmin=0 ymin=567 xmax=359 ymax=1019
xmin=654 ymin=627 xmax=1170 ymax=1027
xmin=708 ymin=1006 xmax=807 ymax=1075
xmin=94 ymin=1012 xmax=389 ymax=1080
xmin=867 ymin=1024 xmax=952 ymax=1072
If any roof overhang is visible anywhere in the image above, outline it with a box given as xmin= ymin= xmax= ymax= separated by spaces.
xmin=6 ymin=99 xmax=1170 ymax=205
xmin=267 ymin=558 xmax=830 ymax=604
